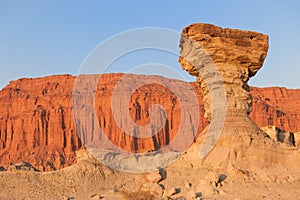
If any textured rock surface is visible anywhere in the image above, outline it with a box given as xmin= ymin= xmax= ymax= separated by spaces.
xmin=0 ymin=74 xmax=206 ymax=171
xmin=179 ymin=23 xmax=269 ymax=120
xmin=170 ymin=21 xmax=300 ymax=197
xmin=261 ymin=126 xmax=295 ymax=146
xmin=251 ymin=87 xmax=300 ymax=132
xmin=178 ymin=23 xmax=288 ymax=168
xmin=294 ymin=131 xmax=300 ymax=147
xmin=0 ymin=23 xmax=299 ymax=200
xmin=0 ymin=75 xmax=81 ymax=171
xmin=0 ymin=73 xmax=299 ymax=171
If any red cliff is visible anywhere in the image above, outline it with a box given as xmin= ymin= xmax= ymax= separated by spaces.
xmin=250 ymin=87 xmax=300 ymax=132
xmin=0 ymin=74 xmax=299 ymax=171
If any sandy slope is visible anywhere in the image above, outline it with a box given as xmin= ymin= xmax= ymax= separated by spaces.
xmin=0 ymin=132 xmax=299 ymax=200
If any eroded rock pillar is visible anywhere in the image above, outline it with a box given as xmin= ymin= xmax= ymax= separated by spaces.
xmin=179 ymin=23 xmax=269 ymax=133
xmin=178 ymin=23 xmax=273 ymax=168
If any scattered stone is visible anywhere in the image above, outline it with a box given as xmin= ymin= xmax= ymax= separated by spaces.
xmin=216 ymin=174 xmax=227 ymax=187
xmin=175 ymin=188 xmax=181 ymax=194
xmin=195 ymin=192 xmax=202 ymax=198
xmin=0 ymin=166 xmax=5 ymax=171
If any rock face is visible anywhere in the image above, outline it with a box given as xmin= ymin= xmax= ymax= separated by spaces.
xmin=0 ymin=75 xmax=299 ymax=171
xmin=0 ymin=74 xmax=206 ymax=171
xmin=179 ymin=23 xmax=281 ymax=167
xmin=261 ymin=126 xmax=295 ymax=146
xmin=73 ymin=74 xmax=204 ymax=155
xmin=179 ymin=23 xmax=269 ymax=120
xmin=0 ymin=74 xmax=300 ymax=171
xmin=0 ymin=75 xmax=81 ymax=171
xmin=251 ymin=87 xmax=300 ymax=132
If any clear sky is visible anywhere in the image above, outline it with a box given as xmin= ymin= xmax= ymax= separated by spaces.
xmin=0 ymin=0 xmax=299 ymax=89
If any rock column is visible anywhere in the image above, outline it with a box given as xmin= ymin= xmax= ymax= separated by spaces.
xmin=179 ymin=24 xmax=273 ymax=166
xmin=179 ymin=23 xmax=269 ymax=133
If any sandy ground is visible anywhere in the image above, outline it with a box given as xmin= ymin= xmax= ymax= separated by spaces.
xmin=0 ymin=143 xmax=299 ymax=200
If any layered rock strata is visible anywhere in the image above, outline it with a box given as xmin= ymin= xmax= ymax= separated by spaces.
xmin=178 ymin=23 xmax=286 ymax=167
xmin=251 ymin=87 xmax=300 ymax=132
xmin=179 ymin=23 xmax=269 ymax=120
xmin=0 ymin=74 xmax=299 ymax=171
xmin=0 ymin=74 xmax=206 ymax=171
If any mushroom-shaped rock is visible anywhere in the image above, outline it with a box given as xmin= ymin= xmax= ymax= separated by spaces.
xmin=179 ymin=23 xmax=277 ymax=167
xmin=179 ymin=23 xmax=268 ymax=120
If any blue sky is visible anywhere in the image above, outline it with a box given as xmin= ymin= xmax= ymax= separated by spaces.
xmin=0 ymin=0 xmax=299 ymax=89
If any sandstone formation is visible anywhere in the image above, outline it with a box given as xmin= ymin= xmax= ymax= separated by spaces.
xmin=0 ymin=22 xmax=300 ymax=199
xmin=251 ymin=87 xmax=300 ymax=132
xmin=156 ymin=23 xmax=300 ymax=200
xmin=0 ymin=75 xmax=81 ymax=171
xmin=178 ymin=23 xmax=295 ymax=168
xmin=0 ymin=73 xmax=299 ymax=171
xmin=179 ymin=23 xmax=269 ymax=120
xmin=0 ymin=74 xmax=206 ymax=171
xmin=261 ymin=126 xmax=295 ymax=146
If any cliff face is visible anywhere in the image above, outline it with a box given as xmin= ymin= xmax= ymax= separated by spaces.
xmin=0 ymin=75 xmax=81 ymax=171
xmin=0 ymin=74 xmax=299 ymax=171
xmin=0 ymin=74 xmax=207 ymax=171
xmin=250 ymin=87 xmax=300 ymax=132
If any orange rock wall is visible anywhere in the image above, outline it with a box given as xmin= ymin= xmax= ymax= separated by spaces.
xmin=0 ymin=74 xmax=299 ymax=171
xmin=250 ymin=87 xmax=300 ymax=132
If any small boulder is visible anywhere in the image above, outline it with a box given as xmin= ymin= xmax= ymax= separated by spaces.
xmin=145 ymin=171 xmax=162 ymax=183
xmin=184 ymin=182 xmax=192 ymax=189
xmin=216 ymin=174 xmax=227 ymax=187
